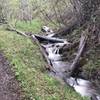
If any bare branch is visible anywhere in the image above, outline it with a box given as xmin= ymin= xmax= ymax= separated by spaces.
xmin=6 ymin=24 xmax=28 ymax=37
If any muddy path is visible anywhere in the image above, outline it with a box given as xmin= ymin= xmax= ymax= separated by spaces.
xmin=0 ymin=53 xmax=23 ymax=100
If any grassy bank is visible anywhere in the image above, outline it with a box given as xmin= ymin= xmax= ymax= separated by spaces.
xmin=0 ymin=21 xmax=89 ymax=100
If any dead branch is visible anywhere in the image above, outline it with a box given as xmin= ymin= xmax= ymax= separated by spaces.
xmin=6 ymin=24 xmax=28 ymax=37
xmin=31 ymin=35 xmax=56 ymax=72
xmin=69 ymin=29 xmax=88 ymax=74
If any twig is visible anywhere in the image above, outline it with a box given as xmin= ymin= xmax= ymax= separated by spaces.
xmin=6 ymin=24 xmax=28 ymax=37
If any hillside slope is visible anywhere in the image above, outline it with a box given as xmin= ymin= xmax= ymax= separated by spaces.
xmin=0 ymin=25 xmax=89 ymax=100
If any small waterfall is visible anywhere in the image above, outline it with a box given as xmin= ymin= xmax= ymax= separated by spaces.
xmin=32 ymin=26 xmax=100 ymax=100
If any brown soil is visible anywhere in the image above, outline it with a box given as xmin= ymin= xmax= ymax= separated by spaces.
xmin=0 ymin=53 xmax=23 ymax=100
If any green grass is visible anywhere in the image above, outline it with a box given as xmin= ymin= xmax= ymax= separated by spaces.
xmin=15 ymin=19 xmax=43 ymax=33
xmin=0 ymin=22 xmax=89 ymax=100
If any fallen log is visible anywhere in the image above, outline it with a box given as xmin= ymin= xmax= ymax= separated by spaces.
xmin=31 ymin=35 xmax=56 ymax=72
xmin=69 ymin=29 xmax=88 ymax=75
xmin=6 ymin=24 xmax=70 ymax=44
xmin=32 ymin=34 xmax=70 ymax=44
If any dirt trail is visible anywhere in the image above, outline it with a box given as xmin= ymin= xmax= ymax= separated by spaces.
xmin=0 ymin=53 xmax=23 ymax=100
